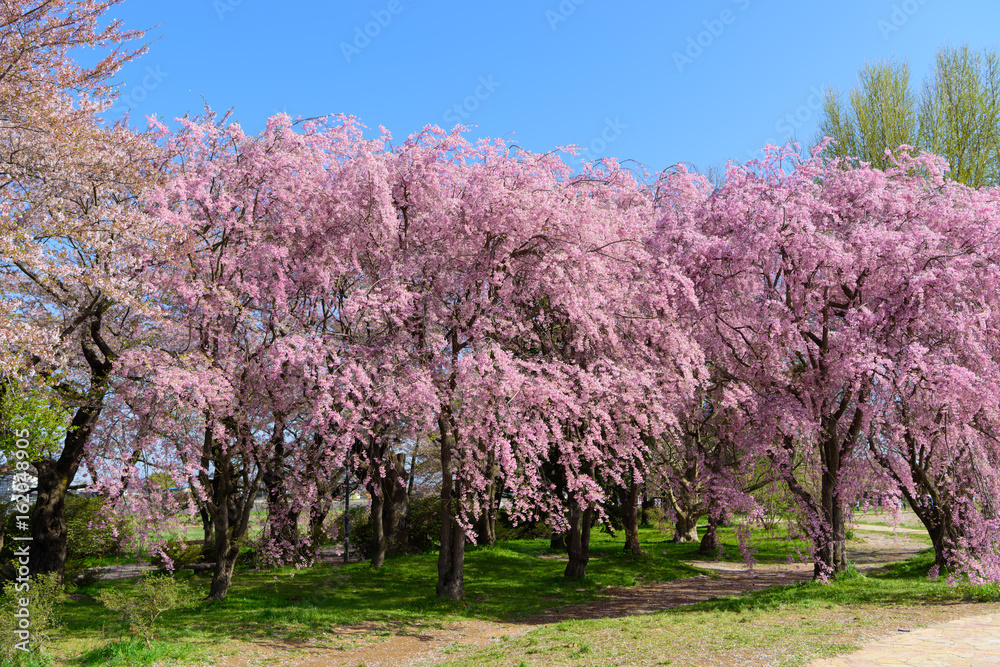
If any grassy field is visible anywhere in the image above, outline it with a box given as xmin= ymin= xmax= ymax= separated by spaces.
xmin=36 ymin=523 xmax=795 ymax=665
xmin=23 ymin=521 xmax=1000 ymax=666
xmin=435 ymin=552 xmax=1000 ymax=667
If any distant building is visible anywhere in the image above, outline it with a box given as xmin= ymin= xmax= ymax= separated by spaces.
xmin=0 ymin=466 xmax=37 ymax=503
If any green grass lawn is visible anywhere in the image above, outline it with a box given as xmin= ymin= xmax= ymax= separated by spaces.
xmin=42 ymin=523 xmax=801 ymax=665
xmin=32 ymin=522 xmax=968 ymax=666
xmin=436 ymin=550 xmax=1000 ymax=667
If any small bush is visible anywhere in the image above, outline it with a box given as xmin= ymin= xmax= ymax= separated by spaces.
xmin=0 ymin=571 xmax=63 ymax=663
xmin=332 ymin=506 xmax=372 ymax=559
xmin=834 ymin=561 xmax=866 ymax=581
xmin=79 ymin=639 xmax=203 ymax=667
xmin=402 ymin=496 xmax=441 ymax=554
xmin=495 ymin=509 xmax=551 ymax=541
xmin=64 ymin=494 xmax=130 ymax=561
xmin=148 ymin=539 xmax=203 ymax=570
xmin=642 ymin=505 xmax=672 ymax=533
xmin=96 ymin=574 xmax=193 ymax=646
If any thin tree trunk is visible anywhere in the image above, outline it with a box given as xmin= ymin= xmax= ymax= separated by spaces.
xmin=436 ymin=411 xmax=464 ymax=600
xmin=370 ymin=490 xmax=387 ymax=568
xmin=199 ymin=503 xmax=214 ymax=550
xmin=550 ymin=530 xmax=566 ymax=550
xmin=262 ymin=416 xmax=304 ymax=563
xmin=564 ymin=498 xmax=594 ymax=579
xmin=307 ymin=502 xmax=329 ymax=555
xmin=477 ymin=463 xmax=498 ymax=547
xmin=698 ymin=514 xmax=723 ymax=556
xmin=368 ymin=451 xmax=409 ymax=568
xmin=619 ymin=481 xmax=642 ymax=557
xmin=904 ymin=489 xmax=956 ymax=570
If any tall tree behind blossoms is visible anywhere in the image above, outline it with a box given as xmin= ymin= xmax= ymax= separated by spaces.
xmin=0 ymin=0 xmax=154 ymax=582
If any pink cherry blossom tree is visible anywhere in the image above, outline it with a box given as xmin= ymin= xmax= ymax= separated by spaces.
xmin=0 ymin=0 xmax=153 ymax=582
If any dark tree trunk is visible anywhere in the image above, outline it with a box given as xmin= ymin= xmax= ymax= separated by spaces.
xmin=698 ymin=515 xmax=723 ymax=556
xmin=209 ymin=507 xmax=241 ymax=602
xmin=672 ymin=511 xmax=701 ymax=542
xmin=784 ymin=395 xmax=865 ymax=580
xmin=436 ymin=411 xmax=464 ymax=600
xmin=368 ymin=451 xmax=409 ymax=569
xmin=870 ymin=432 xmax=960 ymax=573
xmin=199 ymin=503 xmax=214 ymax=551
xmin=370 ymin=491 xmax=386 ymax=567
xmin=29 ymin=460 xmax=71 ymax=584
xmin=816 ymin=462 xmax=847 ymax=577
xmin=550 ymin=530 xmax=566 ymax=550
xmin=28 ymin=312 xmax=115 ymax=583
xmin=203 ymin=424 xmax=263 ymax=601
xmin=619 ymin=481 xmax=642 ymax=557
xmin=262 ymin=422 xmax=302 ymax=563
xmin=564 ymin=498 xmax=594 ymax=579
xmin=476 ymin=463 xmax=499 ymax=547
xmin=30 ymin=401 xmax=103 ymax=583
xmin=904 ymin=489 xmax=958 ymax=570
xmin=813 ymin=416 xmax=855 ymax=578
xmin=307 ymin=500 xmax=330 ymax=555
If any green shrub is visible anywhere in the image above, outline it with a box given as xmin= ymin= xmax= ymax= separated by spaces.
xmin=962 ymin=581 xmax=1000 ymax=602
xmin=402 ymin=496 xmax=441 ymax=554
xmin=64 ymin=494 xmax=130 ymax=561
xmin=332 ymin=506 xmax=372 ymax=558
xmin=642 ymin=505 xmax=672 ymax=533
xmin=96 ymin=574 xmax=193 ymax=646
xmin=495 ymin=509 xmax=551 ymax=541
xmin=148 ymin=539 xmax=203 ymax=569
xmin=0 ymin=572 xmax=63 ymax=663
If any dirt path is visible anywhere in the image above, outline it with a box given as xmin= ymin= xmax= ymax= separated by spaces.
xmin=210 ymin=532 xmax=932 ymax=667
xmin=849 ymin=522 xmax=928 ymax=535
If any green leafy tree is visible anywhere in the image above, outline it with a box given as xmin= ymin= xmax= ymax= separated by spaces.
xmin=817 ymin=59 xmax=917 ymax=170
xmin=816 ymin=46 xmax=1000 ymax=186
xmin=0 ymin=377 xmax=73 ymax=461
xmin=917 ymin=45 xmax=1000 ymax=187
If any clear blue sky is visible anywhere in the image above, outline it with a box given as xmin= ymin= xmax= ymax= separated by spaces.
xmin=102 ymin=0 xmax=1000 ymax=174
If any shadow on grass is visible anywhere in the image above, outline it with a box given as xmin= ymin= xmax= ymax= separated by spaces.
xmin=677 ymin=549 xmax=971 ymax=614
xmin=55 ymin=525 xmax=821 ymax=657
